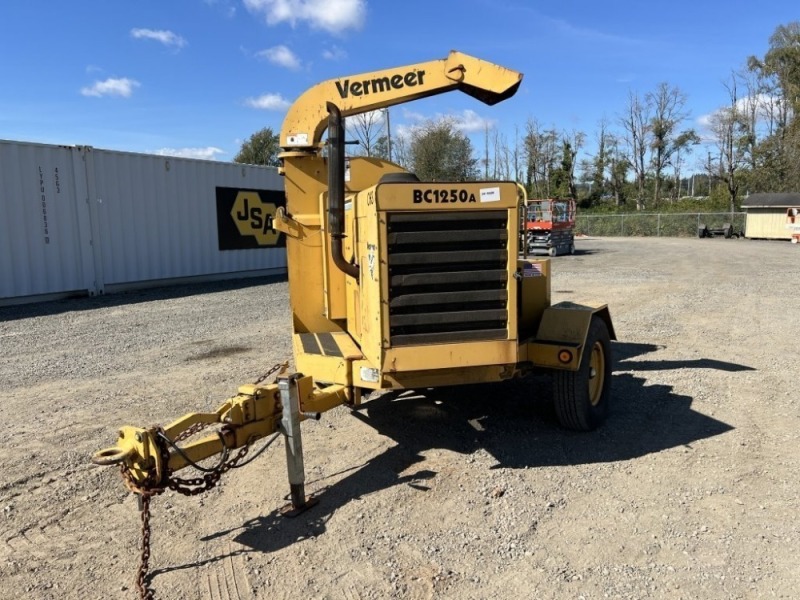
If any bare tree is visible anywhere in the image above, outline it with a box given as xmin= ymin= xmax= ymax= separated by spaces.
xmin=392 ymin=131 xmax=410 ymax=169
xmin=523 ymin=119 xmax=546 ymax=197
xmin=606 ymin=134 xmax=628 ymax=206
xmin=708 ymin=74 xmax=749 ymax=212
xmin=620 ymin=91 xmax=651 ymax=210
xmin=492 ymin=129 xmax=512 ymax=180
xmin=345 ymin=111 xmax=385 ymax=157
xmin=589 ymin=118 xmax=611 ymax=201
xmin=738 ymin=67 xmax=762 ymax=170
xmin=647 ymin=83 xmax=692 ymax=208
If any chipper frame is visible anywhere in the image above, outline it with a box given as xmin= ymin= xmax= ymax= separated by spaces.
xmin=93 ymin=51 xmax=615 ymax=598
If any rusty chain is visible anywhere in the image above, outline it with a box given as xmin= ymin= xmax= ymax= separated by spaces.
xmin=120 ymin=466 xmax=162 ymax=600
xmin=166 ymin=444 xmax=250 ymax=496
xmin=120 ymin=362 xmax=287 ymax=600
xmin=136 ymin=493 xmax=154 ymax=600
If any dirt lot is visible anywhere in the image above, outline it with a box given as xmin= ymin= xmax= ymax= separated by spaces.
xmin=1 ymin=236 xmax=799 ymax=600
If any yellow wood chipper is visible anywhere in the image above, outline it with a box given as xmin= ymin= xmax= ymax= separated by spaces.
xmin=92 ymin=51 xmax=615 ymax=597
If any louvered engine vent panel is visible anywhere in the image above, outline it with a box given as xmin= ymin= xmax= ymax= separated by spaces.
xmin=386 ymin=210 xmax=509 ymax=346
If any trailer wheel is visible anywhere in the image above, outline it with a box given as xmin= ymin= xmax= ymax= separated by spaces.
xmin=554 ymin=316 xmax=612 ymax=431
xmin=548 ymin=246 xmax=558 ymax=257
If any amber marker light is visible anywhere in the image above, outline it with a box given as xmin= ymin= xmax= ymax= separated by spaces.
xmin=558 ymin=350 xmax=573 ymax=363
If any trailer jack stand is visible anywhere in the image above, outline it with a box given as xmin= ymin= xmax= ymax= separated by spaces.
xmin=278 ymin=375 xmax=319 ymax=517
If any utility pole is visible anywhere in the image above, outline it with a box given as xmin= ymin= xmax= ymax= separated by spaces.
xmin=484 ymin=123 xmax=489 ymax=179
xmin=383 ymin=108 xmax=392 ymax=162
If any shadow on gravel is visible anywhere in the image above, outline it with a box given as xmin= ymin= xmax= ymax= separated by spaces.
xmin=0 ymin=274 xmax=286 ymax=322
xmin=614 ymin=341 xmax=756 ymax=372
xmin=156 ymin=443 xmax=437 ymax=576
xmin=155 ymin=339 xmax=737 ymax=568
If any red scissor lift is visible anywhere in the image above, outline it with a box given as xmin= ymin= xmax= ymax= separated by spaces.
xmin=525 ymin=198 xmax=576 ymax=257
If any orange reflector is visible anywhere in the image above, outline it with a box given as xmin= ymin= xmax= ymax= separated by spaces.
xmin=558 ymin=350 xmax=573 ymax=363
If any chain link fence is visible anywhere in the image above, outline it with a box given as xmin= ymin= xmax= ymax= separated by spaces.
xmin=575 ymin=212 xmax=746 ymax=238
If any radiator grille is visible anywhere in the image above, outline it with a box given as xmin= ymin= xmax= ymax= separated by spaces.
xmin=386 ymin=211 xmax=509 ymax=346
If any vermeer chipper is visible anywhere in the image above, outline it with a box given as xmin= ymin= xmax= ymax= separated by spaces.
xmin=92 ymin=51 xmax=615 ymax=595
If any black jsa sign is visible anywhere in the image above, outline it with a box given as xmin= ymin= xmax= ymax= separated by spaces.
xmin=215 ymin=187 xmax=286 ymax=250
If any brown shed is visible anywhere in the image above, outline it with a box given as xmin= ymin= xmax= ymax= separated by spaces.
xmin=741 ymin=193 xmax=800 ymax=239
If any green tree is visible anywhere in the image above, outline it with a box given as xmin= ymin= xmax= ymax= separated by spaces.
xmin=746 ymin=22 xmax=800 ymax=191
xmin=372 ymin=135 xmax=392 ymax=161
xmin=550 ymin=139 xmax=576 ymax=199
xmin=607 ymin=137 xmax=630 ymax=206
xmin=233 ymin=127 xmax=280 ymax=167
xmin=759 ymin=22 xmax=800 ymax=118
xmin=409 ymin=120 xmax=479 ymax=181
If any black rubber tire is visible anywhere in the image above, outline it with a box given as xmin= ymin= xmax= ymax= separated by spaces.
xmin=548 ymin=246 xmax=558 ymax=257
xmin=553 ymin=316 xmax=612 ymax=431
xmin=569 ymin=243 xmax=576 ymax=255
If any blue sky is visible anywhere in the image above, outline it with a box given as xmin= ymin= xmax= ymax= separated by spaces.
xmin=0 ymin=0 xmax=796 ymax=172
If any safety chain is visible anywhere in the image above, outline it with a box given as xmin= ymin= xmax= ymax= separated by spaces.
xmin=166 ymin=444 xmax=250 ymax=497
xmin=253 ymin=360 xmax=288 ymax=385
xmin=120 ymin=362 xmax=287 ymax=599
xmin=120 ymin=466 xmax=162 ymax=600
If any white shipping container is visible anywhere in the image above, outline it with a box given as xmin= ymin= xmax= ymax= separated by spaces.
xmin=0 ymin=139 xmax=286 ymax=304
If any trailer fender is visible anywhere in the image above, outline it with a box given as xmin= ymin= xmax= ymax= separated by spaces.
xmin=527 ymin=302 xmax=616 ymax=371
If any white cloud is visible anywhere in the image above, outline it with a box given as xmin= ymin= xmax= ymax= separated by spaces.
xmin=696 ymin=113 xmax=714 ymax=128
xmin=243 ymin=0 xmax=366 ymax=34
xmin=256 ymin=45 xmax=302 ymax=70
xmin=322 ymin=45 xmax=347 ymax=60
xmin=154 ymin=147 xmax=225 ymax=160
xmin=453 ymin=109 xmax=496 ymax=133
xmin=401 ymin=108 xmax=426 ymax=123
xmin=245 ymin=93 xmax=292 ymax=110
xmin=130 ymin=28 xmax=187 ymax=49
xmin=397 ymin=109 xmax=495 ymax=134
xmin=80 ymin=78 xmax=140 ymax=98
xmin=394 ymin=124 xmax=413 ymax=140
xmin=698 ymin=93 xmax=779 ymax=129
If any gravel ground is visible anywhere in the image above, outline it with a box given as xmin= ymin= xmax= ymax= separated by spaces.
xmin=1 ymin=236 xmax=799 ymax=600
